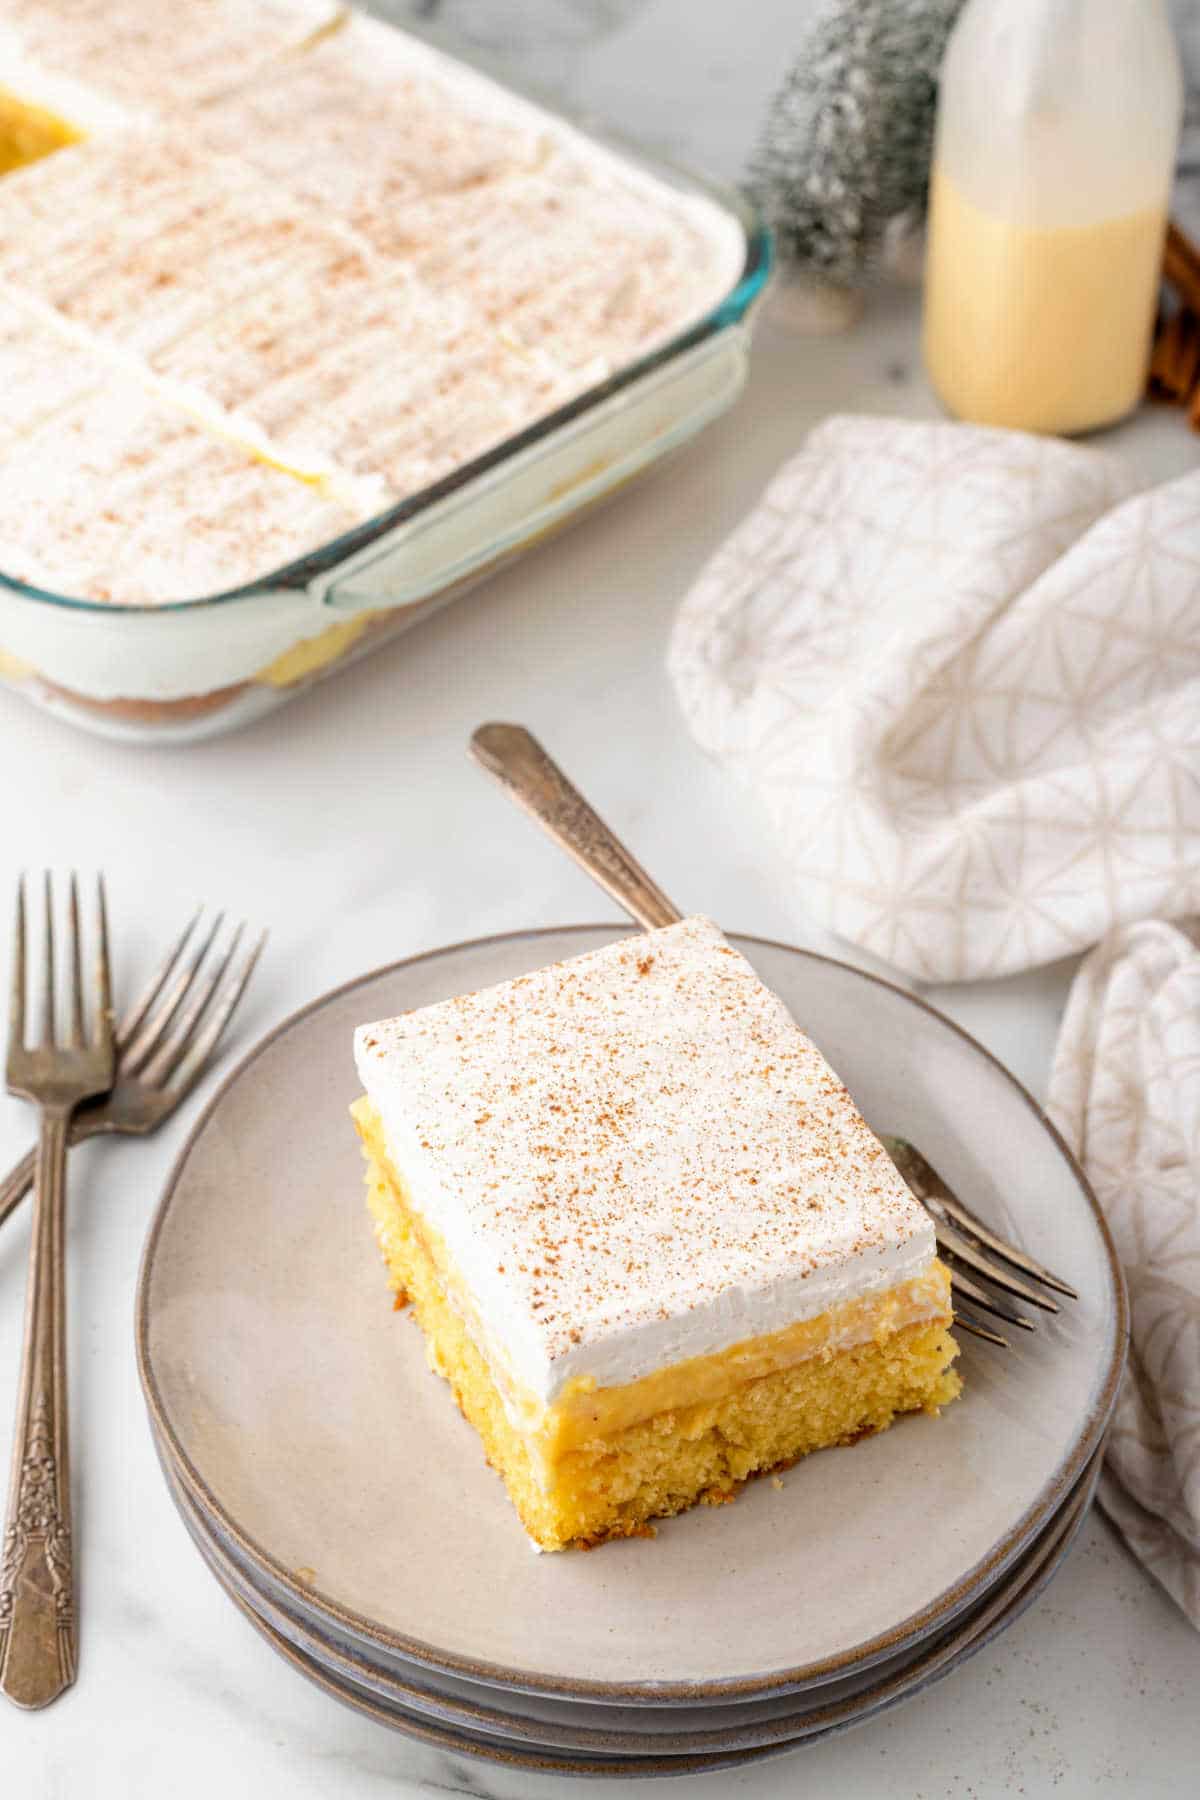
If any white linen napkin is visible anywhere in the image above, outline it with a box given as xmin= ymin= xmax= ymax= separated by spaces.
xmin=1048 ymin=922 xmax=1200 ymax=1628
xmin=669 ymin=415 xmax=1200 ymax=983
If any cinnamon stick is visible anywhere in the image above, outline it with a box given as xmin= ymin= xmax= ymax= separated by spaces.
xmin=1188 ymin=374 xmax=1200 ymax=434
xmin=1163 ymin=221 xmax=1200 ymax=313
xmin=1149 ymin=305 xmax=1200 ymax=402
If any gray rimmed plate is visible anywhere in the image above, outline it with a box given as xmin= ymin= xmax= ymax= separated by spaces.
xmin=160 ymin=1434 xmax=1101 ymax=1777
xmin=156 ymin=1425 xmax=1100 ymax=1759
xmin=136 ymin=928 xmax=1125 ymax=1706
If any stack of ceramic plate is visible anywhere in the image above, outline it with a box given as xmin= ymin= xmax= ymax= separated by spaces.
xmin=136 ymin=929 xmax=1126 ymax=1778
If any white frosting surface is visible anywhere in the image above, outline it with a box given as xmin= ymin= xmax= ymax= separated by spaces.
xmin=193 ymin=15 xmax=553 ymax=215
xmin=0 ymin=135 xmax=363 ymax=356
xmin=0 ymin=378 xmax=356 ymax=604
xmin=0 ymin=285 xmax=110 ymax=444
xmin=354 ymin=919 xmax=936 ymax=1406
xmin=0 ymin=0 xmax=340 ymax=109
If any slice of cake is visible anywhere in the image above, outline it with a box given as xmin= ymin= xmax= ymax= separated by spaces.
xmin=351 ymin=919 xmax=960 ymax=1552
xmin=149 ymin=263 xmax=578 ymax=499
xmin=0 ymin=135 xmax=365 ymax=357
xmin=0 ymin=376 xmax=359 ymax=602
xmin=388 ymin=161 xmax=729 ymax=380
xmin=1 ymin=0 xmax=341 ymax=112
xmin=145 ymin=256 xmax=432 ymax=421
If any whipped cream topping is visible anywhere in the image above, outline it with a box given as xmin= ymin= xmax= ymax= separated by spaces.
xmin=0 ymin=40 xmax=141 ymax=140
xmin=194 ymin=16 xmax=554 ymax=215
xmin=354 ymin=919 xmax=936 ymax=1407
xmin=150 ymin=264 xmax=571 ymax=496
xmin=0 ymin=135 xmax=361 ymax=356
xmin=147 ymin=255 xmax=429 ymax=419
xmin=1 ymin=0 xmax=340 ymax=110
xmin=0 ymin=378 xmax=356 ymax=604
xmin=0 ymin=286 xmax=110 ymax=444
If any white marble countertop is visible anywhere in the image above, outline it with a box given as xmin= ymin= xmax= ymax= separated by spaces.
xmin=3 ymin=2 xmax=1200 ymax=1794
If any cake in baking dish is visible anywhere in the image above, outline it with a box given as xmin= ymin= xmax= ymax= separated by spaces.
xmin=351 ymin=919 xmax=960 ymax=1552
xmin=0 ymin=3 xmax=743 ymax=608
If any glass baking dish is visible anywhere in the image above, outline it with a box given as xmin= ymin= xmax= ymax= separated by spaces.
xmin=0 ymin=51 xmax=771 ymax=744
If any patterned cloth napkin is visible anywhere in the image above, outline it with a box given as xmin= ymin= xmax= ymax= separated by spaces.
xmin=670 ymin=416 xmax=1200 ymax=1621
xmin=1049 ymin=922 xmax=1200 ymax=1628
xmin=669 ymin=415 xmax=1200 ymax=983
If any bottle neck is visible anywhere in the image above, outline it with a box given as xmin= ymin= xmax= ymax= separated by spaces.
xmin=939 ymin=0 xmax=1182 ymax=226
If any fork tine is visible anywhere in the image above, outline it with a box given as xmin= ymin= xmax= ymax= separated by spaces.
xmin=934 ymin=1216 xmax=1059 ymax=1314
xmin=122 ymin=909 xmax=224 ymax=1074
xmin=884 ymin=1134 xmax=1078 ymax=1301
xmin=953 ymin=1309 xmax=1010 ymax=1349
xmin=41 ymin=870 xmax=55 ymax=1047
xmin=9 ymin=874 xmax=26 ymax=1059
xmin=165 ymin=930 xmax=266 ymax=1098
xmin=141 ymin=923 xmax=244 ymax=1087
xmin=928 ymin=1188 xmax=1079 ymax=1301
xmin=94 ymin=872 xmax=114 ymax=1056
xmin=117 ymin=904 xmax=202 ymax=1049
xmin=67 ymin=872 xmax=84 ymax=1048
xmin=950 ymin=1265 xmax=1035 ymax=1331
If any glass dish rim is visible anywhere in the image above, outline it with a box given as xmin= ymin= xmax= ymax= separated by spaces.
xmin=0 ymin=125 xmax=771 ymax=620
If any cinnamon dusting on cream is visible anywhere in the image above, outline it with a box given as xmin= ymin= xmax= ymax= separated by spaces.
xmin=354 ymin=919 xmax=936 ymax=1404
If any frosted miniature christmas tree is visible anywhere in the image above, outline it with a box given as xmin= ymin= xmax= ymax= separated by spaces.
xmin=747 ymin=0 xmax=965 ymax=295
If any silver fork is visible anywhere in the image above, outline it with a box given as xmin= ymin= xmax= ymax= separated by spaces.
xmin=0 ymin=908 xmax=266 ymax=1234
xmin=1 ymin=874 xmax=114 ymax=1709
xmin=469 ymin=723 xmax=1078 ymax=1351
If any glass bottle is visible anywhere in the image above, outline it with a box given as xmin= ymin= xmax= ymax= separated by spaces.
xmin=923 ymin=0 xmax=1183 ymax=435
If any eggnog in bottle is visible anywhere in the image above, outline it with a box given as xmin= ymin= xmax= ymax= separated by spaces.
xmin=923 ymin=0 xmax=1182 ymax=435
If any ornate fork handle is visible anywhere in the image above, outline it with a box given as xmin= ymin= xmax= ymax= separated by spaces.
xmin=470 ymin=724 xmax=682 ymax=930
xmin=0 ymin=1109 xmax=76 ymax=1707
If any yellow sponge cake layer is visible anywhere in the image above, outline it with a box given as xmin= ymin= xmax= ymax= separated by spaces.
xmin=354 ymin=1096 xmax=960 ymax=1551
